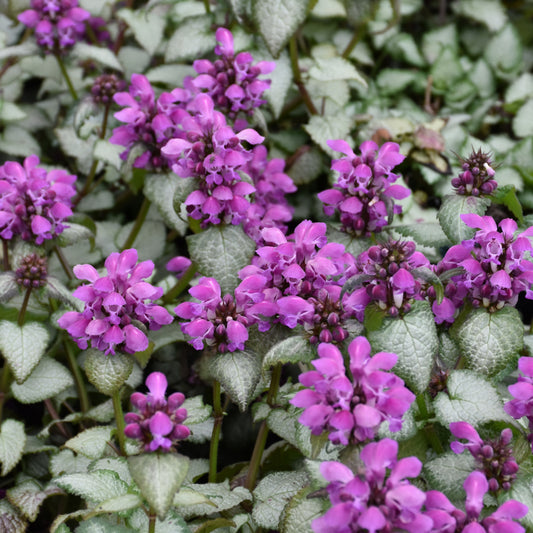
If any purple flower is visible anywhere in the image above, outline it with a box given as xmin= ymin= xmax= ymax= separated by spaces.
xmin=192 ymin=27 xmax=275 ymax=117
xmin=124 ymin=372 xmax=190 ymax=452
xmin=58 ymin=249 xmax=173 ymax=355
xmin=291 ymin=337 xmax=415 ymax=445
xmin=175 ymin=276 xmax=277 ymax=353
xmin=449 ymin=422 xmax=518 ymax=492
xmin=18 ymin=0 xmax=90 ymax=52
xmin=312 ymin=439 xmax=432 ymax=533
xmin=0 ymin=155 xmax=76 ymax=244
xmin=318 ymin=139 xmax=408 ymax=236
xmin=166 ymin=256 xmax=192 ymax=279
xmin=425 ymin=471 xmax=527 ymax=532
xmin=451 ymin=148 xmax=498 ymax=197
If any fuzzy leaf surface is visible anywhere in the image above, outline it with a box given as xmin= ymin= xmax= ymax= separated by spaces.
xmin=83 ymin=349 xmax=133 ymax=396
xmin=262 ymin=335 xmax=315 ymax=371
xmin=0 ymin=420 xmax=26 ymax=476
xmin=64 ymin=427 xmax=113 ymax=460
xmin=6 ymin=480 xmax=62 ymax=522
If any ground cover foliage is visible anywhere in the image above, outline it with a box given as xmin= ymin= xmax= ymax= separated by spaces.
xmin=1 ymin=0 xmax=533 ymax=531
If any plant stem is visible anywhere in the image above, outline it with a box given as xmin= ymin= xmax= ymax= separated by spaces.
xmin=245 ymin=363 xmax=282 ymax=490
xmin=54 ymin=245 xmax=74 ymax=280
xmin=416 ymin=393 xmax=429 ymax=420
xmin=55 ymin=53 xmax=78 ymax=100
xmin=112 ymin=388 xmax=127 ymax=456
xmin=289 ymin=35 xmax=318 ymax=115
xmin=148 ymin=510 xmax=156 ymax=533
xmin=2 ymin=239 xmax=10 ymax=271
xmin=121 ymin=198 xmax=151 ymax=251
xmin=44 ymin=398 xmax=70 ymax=439
xmin=18 ymin=287 xmax=32 ymax=327
xmin=162 ymin=264 xmax=197 ymax=304
xmin=64 ymin=338 xmax=90 ymax=413
xmin=203 ymin=0 xmax=211 ymax=13
xmin=0 ymin=362 xmax=11 ymax=424
xmin=209 ymin=380 xmax=223 ymax=483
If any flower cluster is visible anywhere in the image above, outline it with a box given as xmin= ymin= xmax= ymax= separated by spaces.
xmin=15 ymin=253 xmax=48 ymax=289
xmin=318 ymin=140 xmax=408 ymax=237
xmin=18 ymin=0 xmax=90 ymax=53
xmin=175 ymin=276 xmax=277 ymax=353
xmin=433 ymin=214 xmax=533 ymax=321
xmin=505 ymin=357 xmax=533 ymax=451
xmin=124 ymin=372 xmax=190 ymax=452
xmin=449 ymin=422 xmax=518 ymax=492
xmin=0 ymin=155 xmax=76 ymax=245
xmin=91 ymin=73 xmax=126 ymax=105
xmin=291 ymin=337 xmax=414 ymax=445
xmin=58 ymin=249 xmax=173 ymax=355
xmin=345 ymin=239 xmax=430 ymax=321
xmin=161 ymin=94 xmax=264 ymax=226
xmin=312 ymin=439 xmax=432 ymax=533
xmin=425 ymin=471 xmax=527 ymax=532
xmin=191 ymin=27 xmax=275 ymax=117
xmin=451 ymin=148 xmax=498 ymax=196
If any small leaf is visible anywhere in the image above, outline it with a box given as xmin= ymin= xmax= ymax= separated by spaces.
xmin=0 ymin=273 xmax=19 ymax=303
xmin=49 ymin=449 xmax=92 ymax=477
xmin=187 ymin=225 xmax=256 ymax=294
xmin=11 ymin=357 xmax=74 ymax=404
xmin=71 ymin=43 xmax=123 ymax=72
xmin=280 ymin=486 xmax=326 ymax=533
xmin=505 ymin=73 xmax=533 ymax=104
xmin=173 ymin=487 xmax=214 ymax=507
xmin=209 ymin=350 xmax=261 ymax=411
xmin=165 ymin=15 xmax=215 ymax=62
xmin=503 ymin=475 xmax=533 ymax=531
xmin=128 ymin=453 xmax=189 ymax=520
xmin=437 ymin=194 xmax=490 ymax=245
xmin=64 ymin=427 xmax=113 ymax=460
xmin=485 ymin=23 xmax=523 ymax=78
xmin=127 ymin=508 xmax=192 ymax=533
xmin=411 ymin=267 xmax=444 ymax=303
xmin=7 ymin=480 xmax=62 ymax=522
xmin=367 ymin=300 xmax=438 ymax=394
xmin=117 ymin=7 xmax=166 ymax=55
xmin=44 ymin=277 xmax=83 ymax=311
xmin=0 ymin=420 xmax=26 ymax=476
xmin=253 ymin=0 xmax=310 ymax=57
xmin=452 ymin=0 xmax=507 ymax=31
xmin=490 ymin=184 xmax=523 ymax=222
xmin=93 ymin=140 xmax=123 ymax=170
xmin=513 ymin=100 xmax=533 ymax=138
xmin=83 ymin=349 xmax=134 ymax=396
xmin=265 ymin=50 xmax=292 ymax=118
xmin=263 ymin=336 xmax=315 ymax=371
xmin=92 ymin=493 xmax=142 ymax=515
xmin=433 ymin=369 xmax=509 ymax=427
xmin=309 ymin=57 xmax=367 ymax=87
xmin=304 ymin=114 xmax=353 ymax=156
xmin=0 ymin=500 xmax=27 ymax=533
xmin=55 ymin=470 xmax=129 ymax=504
xmin=267 ymin=407 xmax=299 ymax=449
xmin=57 ymin=222 xmax=95 ymax=247
xmin=451 ymin=307 xmax=523 ymax=377
xmin=0 ymin=321 xmax=50 ymax=384
xmin=424 ymin=453 xmax=476 ymax=501
xmin=392 ymin=223 xmax=451 ymax=249
xmin=75 ymin=517 xmax=135 ymax=533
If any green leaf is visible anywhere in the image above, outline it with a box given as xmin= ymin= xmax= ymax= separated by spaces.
xmin=505 ymin=73 xmax=533 ymax=104
xmin=513 ymin=100 xmax=533 ymax=138
xmin=392 ymin=223 xmax=451 ymax=249
xmin=93 ymin=140 xmax=122 ymax=170
xmin=173 ymin=487 xmax=214 ymax=507
xmin=44 ymin=277 xmax=84 ymax=311
xmin=49 ymin=449 xmax=92 ymax=477
xmin=55 ymin=470 xmax=129 ymax=504
xmin=437 ymin=194 xmax=490 ymax=245
xmin=452 ymin=0 xmax=507 ymax=31
xmin=117 ymin=8 xmax=166 ymax=56
xmin=304 ymin=114 xmax=353 ymax=156
xmin=127 ymin=508 xmax=192 ymax=533
xmin=209 ymin=350 xmax=261 ymax=411
xmin=83 ymin=349 xmax=133 ymax=396
xmin=0 ymin=273 xmax=19 ymax=303
xmin=89 ymin=457 xmax=132 ymax=485
xmin=433 ymin=369 xmax=509 ymax=427
xmin=280 ymin=486 xmax=326 ymax=533
xmin=309 ymin=57 xmax=367 ymax=87
xmin=263 ymin=336 xmax=315 ymax=371
xmin=367 ymin=300 xmax=438 ymax=394
xmin=0 ymin=321 xmax=50 ymax=384
xmin=253 ymin=472 xmax=308 ymax=529
xmin=187 ymin=225 xmax=256 ymax=294
xmin=502 ymin=475 xmax=533 ymax=530
xmin=490 ymin=184 xmax=523 ymax=222
xmin=485 ymin=23 xmax=522 ymax=79
xmin=424 ymin=453 xmax=476 ymax=501
xmin=287 ymin=147 xmax=323 ymax=185
xmin=91 ymin=493 xmax=142 ymax=515
xmin=11 ymin=357 xmax=74 ymax=404
xmin=264 ymin=50 xmax=292 ymax=118
xmin=75 ymin=517 xmax=136 ymax=533
xmin=64 ymin=427 xmax=113 ymax=460
xmin=128 ymin=453 xmax=189 ymax=520
xmin=182 ymin=395 xmax=212 ymax=425
xmin=253 ymin=0 xmax=310 ymax=57
xmin=71 ymin=43 xmax=123 ymax=72
xmin=117 ymin=219 xmax=166 ymax=262
xmin=0 ymin=101 xmax=26 ymax=123
xmin=430 ymin=47 xmax=463 ymax=92
xmin=57 ymin=222 xmax=95 ymax=247
xmin=267 ymin=407 xmax=299 ymax=448
xmin=0 ymin=420 xmax=26 ymax=476
xmin=0 ymin=125 xmax=40 ymax=158
xmin=6 ymin=480 xmax=63 ymax=522
xmin=451 ymin=307 xmax=523 ymax=377
xmin=165 ymin=15 xmax=215 ymax=62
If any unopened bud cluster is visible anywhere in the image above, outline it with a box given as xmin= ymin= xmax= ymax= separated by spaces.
xmin=16 ymin=253 xmax=48 ymax=289
xmin=452 ymin=148 xmax=497 ymax=196
xmin=91 ymin=74 xmax=126 ymax=105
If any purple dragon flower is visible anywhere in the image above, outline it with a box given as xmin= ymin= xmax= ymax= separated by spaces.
xmin=58 ymin=249 xmax=173 ymax=355
xmin=318 ymin=139 xmax=409 ymax=237
xmin=312 ymin=438 xmax=432 ymax=533
xmin=124 ymin=372 xmax=190 ymax=452
xmin=291 ymin=337 xmax=415 ymax=445
xmin=451 ymin=148 xmax=498 ymax=197
xmin=0 ymin=155 xmax=76 ymax=245
xmin=191 ymin=27 xmax=275 ymax=117
xmin=18 ymin=0 xmax=90 ymax=52
xmin=425 ymin=471 xmax=527 ymax=532
xmin=449 ymin=422 xmax=519 ymax=492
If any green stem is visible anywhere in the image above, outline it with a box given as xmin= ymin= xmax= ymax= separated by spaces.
xmin=416 ymin=393 xmax=429 ymax=420
xmin=209 ymin=380 xmax=223 ymax=483
xmin=64 ymin=339 xmax=90 ymax=414
xmin=112 ymin=388 xmax=127 ymax=456
xmin=2 ymin=239 xmax=9 ymax=271
xmin=54 ymin=245 xmax=74 ymax=280
xmin=18 ymin=287 xmax=32 ymax=327
xmin=424 ymin=423 xmax=445 ymax=454
xmin=342 ymin=28 xmax=363 ymax=59
xmin=203 ymin=0 xmax=211 ymax=13
xmin=121 ymin=198 xmax=151 ymax=251
xmin=55 ymin=53 xmax=78 ymax=100
xmin=0 ymin=362 xmax=11 ymax=424
xmin=148 ymin=510 xmax=156 ymax=533
xmin=289 ymin=36 xmax=318 ymax=115
xmin=245 ymin=363 xmax=282 ymax=490
xmin=162 ymin=264 xmax=197 ymax=304
xmin=188 ymin=217 xmax=202 ymax=235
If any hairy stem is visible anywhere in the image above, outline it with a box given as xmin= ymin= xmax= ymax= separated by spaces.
xmin=18 ymin=287 xmax=32 ymax=327
xmin=162 ymin=264 xmax=198 ymax=304
xmin=112 ymin=388 xmax=127 ymax=456
xmin=55 ymin=54 xmax=78 ymax=100
xmin=289 ymin=35 xmax=318 ymax=115
xmin=209 ymin=380 xmax=223 ymax=482
xmin=64 ymin=339 xmax=90 ymax=413
xmin=122 ymin=198 xmax=151 ymax=251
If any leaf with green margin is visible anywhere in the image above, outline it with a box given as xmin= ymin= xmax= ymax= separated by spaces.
xmin=127 ymin=508 xmax=191 ymax=533
xmin=83 ymin=349 xmax=133 ymax=396
xmin=76 ymin=516 xmax=136 ymax=533
xmin=253 ymin=0 xmax=310 ymax=57
xmin=252 ymin=472 xmax=309 ymax=529
xmin=117 ymin=8 xmax=165 ymax=55
xmin=411 ymin=267 xmax=444 ymax=303
xmin=64 ymin=426 xmax=113 ymax=460
xmin=0 ymin=420 xmax=26 ymax=476
xmin=182 ymin=395 xmax=212 ymax=425
xmin=309 ymin=57 xmax=367 ymax=87
xmin=44 ymin=276 xmax=84 ymax=311
xmin=304 ymin=114 xmax=353 ymax=157
xmin=54 ymin=470 xmax=129 ymax=504
xmin=0 ymin=500 xmax=27 ymax=533
xmin=437 ymin=195 xmax=490 ymax=245
xmin=6 ymin=480 xmax=63 ymax=522
xmin=90 ymin=493 xmax=142 ymax=516
xmin=128 ymin=453 xmax=189 ymax=520
xmin=57 ymin=222 xmax=95 ymax=247
xmin=280 ymin=486 xmax=326 ymax=533
xmin=209 ymin=350 xmax=261 ymax=412
xmin=0 ymin=320 xmax=50 ymax=384
xmin=262 ymin=336 xmax=315 ymax=371
xmin=165 ymin=15 xmax=215 ymax=62
xmin=0 ymin=272 xmax=19 ymax=303
xmin=501 ymin=475 xmax=533 ymax=530
xmin=89 ymin=457 xmax=132 ymax=485
xmin=187 ymin=225 xmax=256 ymax=294
xmin=434 ymin=370 xmax=509 ymax=427
xmin=451 ymin=307 xmax=523 ymax=377
xmin=50 ymin=450 xmax=92 ymax=477
xmin=485 ymin=23 xmax=523 ymax=78
xmin=490 ymin=184 xmax=524 ymax=222
xmin=513 ymin=100 xmax=533 ymax=139
xmin=424 ymin=452 xmax=476 ymax=501
xmin=267 ymin=407 xmax=299 ymax=449
xmin=11 ymin=357 xmax=74 ymax=404
xmin=173 ymin=487 xmax=214 ymax=507
xmin=392 ymin=223 xmax=451 ymax=249
xmin=367 ymin=300 xmax=438 ymax=394
xmin=71 ymin=43 xmax=123 ymax=72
